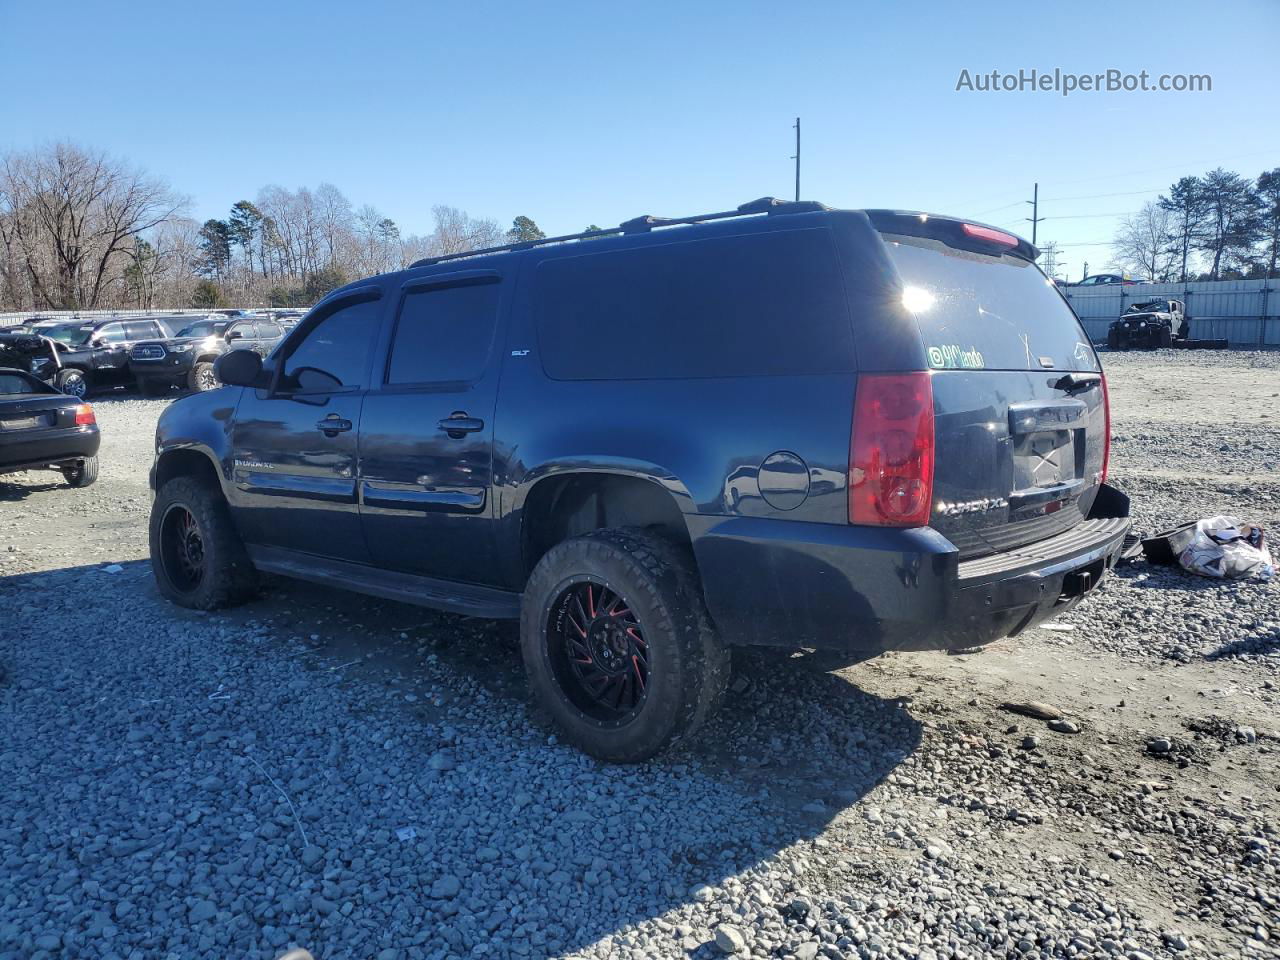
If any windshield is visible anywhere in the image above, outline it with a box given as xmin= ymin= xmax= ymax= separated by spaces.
xmin=42 ymin=324 xmax=95 ymax=346
xmin=177 ymin=320 xmax=228 ymax=338
xmin=884 ymin=234 xmax=1099 ymax=373
xmin=1127 ymin=300 xmax=1167 ymax=313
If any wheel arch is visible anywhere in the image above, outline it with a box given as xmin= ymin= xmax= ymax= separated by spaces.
xmin=518 ymin=467 xmax=695 ymax=580
xmin=153 ymin=444 xmax=224 ymax=495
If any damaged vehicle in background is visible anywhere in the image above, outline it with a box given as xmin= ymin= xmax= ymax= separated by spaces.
xmin=1107 ymin=298 xmax=1188 ymax=350
xmin=35 ymin=317 xmax=173 ymax=397
xmin=0 ymin=331 xmax=63 ymax=386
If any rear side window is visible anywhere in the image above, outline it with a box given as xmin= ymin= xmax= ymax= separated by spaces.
xmin=535 ymin=229 xmax=853 ymax=380
xmin=884 ymin=235 xmax=1098 ymax=372
xmin=387 ymin=280 xmax=501 ymax=384
xmin=0 ymin=372 xmax=39 ymax=395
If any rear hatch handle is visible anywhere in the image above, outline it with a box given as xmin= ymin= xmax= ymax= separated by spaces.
xmin=1052 ymin=372 xmax=1102 ymax=395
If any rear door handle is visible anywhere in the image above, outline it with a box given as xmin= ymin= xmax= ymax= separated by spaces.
xmin=438 ymin=415 xmax=484 ymax=438
xmin=316 ymin=416 xmax=353 ymax=436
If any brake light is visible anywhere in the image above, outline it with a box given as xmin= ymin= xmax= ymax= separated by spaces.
xmin=961 ymin=223 xmax=1018 ymax=247
xmin=73 ymin=404 xmax=95 ymax=426
xmin=1100 ymin=373 xmax=1111 ymax=486
xmin=849 ymin=373 xmax=935 ymax=526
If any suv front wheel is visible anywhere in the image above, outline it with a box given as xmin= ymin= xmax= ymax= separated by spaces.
xmin=150 ymin=476 xmax=258 ymax=609
xmin=520 ymin=529 xmax=729 ymax=763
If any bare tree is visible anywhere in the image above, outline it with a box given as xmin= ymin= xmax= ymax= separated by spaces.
xmin=0 ymin=142 xmax=185 ymax=309
xmin=1112 ymin=202 xmax=1177 ymax=281
xmin=427 ymin=205 xmax=505 ymax=256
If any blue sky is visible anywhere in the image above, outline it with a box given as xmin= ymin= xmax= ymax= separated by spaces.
xmin=3 ymin=0 xmax=1278 ymax=279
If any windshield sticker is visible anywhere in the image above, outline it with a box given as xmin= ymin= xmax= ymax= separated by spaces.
xmin=927 ymin=344 xmax=986 ymax=369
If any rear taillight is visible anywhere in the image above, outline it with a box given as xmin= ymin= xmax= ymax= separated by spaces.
xmin=849 ymin=373 xmax=935 ymax=527
xmin=74 ymin=404 xmax=95 ymax=426
xmin=1100 ymin=373 xmax=1111 ymax=486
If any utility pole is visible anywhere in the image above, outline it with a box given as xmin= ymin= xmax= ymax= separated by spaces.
xmin=1025 ymin=182 xmax=1045 ymax=246
xmin=792 ymin=118 xmax=801 ymax=202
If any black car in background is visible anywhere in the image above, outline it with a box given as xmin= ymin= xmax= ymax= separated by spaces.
xmin=129 ymin=317 xmax=286 ymax=394
xmin=36 ymin=317 xmax=173 ymax=397
xmin=148 ymin=197 xmax=1129 ymax=762
xmin=0 ymin=368 xmax=100 ymax=487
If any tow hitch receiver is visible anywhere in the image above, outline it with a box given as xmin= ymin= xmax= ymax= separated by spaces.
xmin=1061 ymin=559 xmax=1105 ymax=600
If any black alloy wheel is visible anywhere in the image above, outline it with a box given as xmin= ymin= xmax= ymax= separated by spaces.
xmin=159 ymin=503 xmax=206 ymax=593
xmin=547 ymin=579 xmax=649 ymax=723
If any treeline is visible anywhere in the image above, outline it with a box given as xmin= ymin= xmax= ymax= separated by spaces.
xmin=1111 ymin=167 xmax=1280 ymax=282
xmin=0 ymin=142 xmax=549 ymax=311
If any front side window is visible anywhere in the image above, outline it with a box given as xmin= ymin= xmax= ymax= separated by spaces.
xmin=96 ymin=324 xmax=126 ymax=343
xmin=280 ymin=298 xmax=380 ymax=392
xmin=387 ymin=281 xmax=501 ymax=385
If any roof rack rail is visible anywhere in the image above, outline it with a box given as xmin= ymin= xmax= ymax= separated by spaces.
xmin=409 ymin=197 xmax=829 ymax=268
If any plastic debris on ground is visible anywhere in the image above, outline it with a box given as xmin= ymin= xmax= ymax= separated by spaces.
xmin=1160 ymin=516 xmax=1274 ymax=580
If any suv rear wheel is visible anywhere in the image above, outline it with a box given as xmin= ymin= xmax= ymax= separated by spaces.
xmin=150 ymin=475 xmax=258 ymax=609
xmin=520 ymin=528 xmax=729 ymax=762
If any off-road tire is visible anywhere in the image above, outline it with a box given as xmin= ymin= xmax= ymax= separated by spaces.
xmin=55 ymin=368 xmax=89 ymax=398
xmin=1157 ymin=327 xmax=1173 ymax=348
xmin=188 ymin=361 xmax=219 ymax=393
xmin=62 ymin=455 xmax=98 ymax=488
xmin=1106 ymin=329 xmax=1119 ymax=350
xmin=150 ymin=475 xmax=258 ymax=610
xmin=521 ymin=528 xmax=729 ymax=763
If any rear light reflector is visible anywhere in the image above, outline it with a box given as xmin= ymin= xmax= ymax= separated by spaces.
xmin=73 ymin=404 xmax=96 ymax=426
xmin=849 ymin=373 xmax=935 ymax=527
xmin=961 ymin=223 xmax=1018 ymax=247
xmin=1100 ymin=373 xmax=1111 ymax=486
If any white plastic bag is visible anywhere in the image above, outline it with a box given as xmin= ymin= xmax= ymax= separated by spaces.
xmin=1168 ymin=516 xmax=1273 ymax=580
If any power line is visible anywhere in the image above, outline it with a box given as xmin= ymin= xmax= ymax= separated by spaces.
xmin=1042 ymin=186 xmax=1164 ymax=202
xmin=1048 ymin=149 xmax=1277 ymax=187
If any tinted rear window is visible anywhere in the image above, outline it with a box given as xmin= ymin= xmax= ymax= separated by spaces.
xmin=535 ymin=228 xmax=853 ymax=380
xmin=884 ymin=235 xmax=1098 ymax=372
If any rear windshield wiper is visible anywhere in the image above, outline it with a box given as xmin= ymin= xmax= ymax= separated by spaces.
xmin=1052 ymin=372 xmax=1102 ymax=395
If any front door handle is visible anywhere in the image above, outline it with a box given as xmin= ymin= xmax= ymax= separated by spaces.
xmin=316 ymin=415 xmax=353 ymax=437
xmin=438 ymin=414 xmax=484 ymax=438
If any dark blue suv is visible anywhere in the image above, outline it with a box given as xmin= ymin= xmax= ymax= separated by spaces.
xmin=146 ymin=197 xmax=1129 ymax=762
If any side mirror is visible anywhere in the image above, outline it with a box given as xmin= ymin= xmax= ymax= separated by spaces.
xmin=215 ymin=349 xmax=267 ymax=388
xmin=225 ymin=330 xmax=243 ymax=341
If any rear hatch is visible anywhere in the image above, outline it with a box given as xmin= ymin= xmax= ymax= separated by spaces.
xmin=875 ymin=218 xmax=1105 ymax=559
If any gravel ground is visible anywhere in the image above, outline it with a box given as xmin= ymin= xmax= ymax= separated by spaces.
xmin=1 ymin=351 xmax=1278 ymax=960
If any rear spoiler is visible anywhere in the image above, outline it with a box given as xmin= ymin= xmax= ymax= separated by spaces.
xmin=864 ymin=210 xmax=1040 ymax=263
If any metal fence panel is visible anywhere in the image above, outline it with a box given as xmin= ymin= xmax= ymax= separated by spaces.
xmin=1063 ymin=279 xmax=1276 ymax=347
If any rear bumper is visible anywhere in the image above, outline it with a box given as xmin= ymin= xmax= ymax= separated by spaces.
xmin=0 ymin=425 xmax=100 ymax=474
xmin=691 ymin=506 xmax=1130 ymax=655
